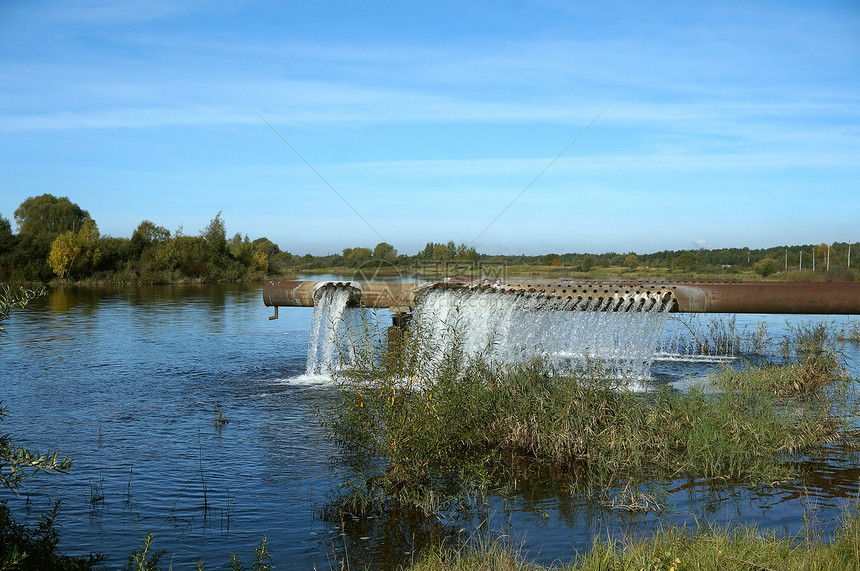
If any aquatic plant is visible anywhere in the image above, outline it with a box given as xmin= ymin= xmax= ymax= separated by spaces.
xmin=780 ymin=321 xmax=833 ymax=358
xmin=320 ymin=313 xmax=851 ymax=516
xmin=125 ymin=533 xmax=166 ymax=571
xmin=670 ymin=314 xmax=770 ymax=357
xmin=408 ymin=507 xmax=860 ymax=570
xmin=715 ymin=319 xmax=855 ymax=397
xmin=714 ymin=352 xmax=851 ymax=396
xmin=0 ymin=403 xmax=73 ymax=494
xmin=125 ymin=534 xmax=272 ymax=571
xmin=837 ymin=321 xmax=860 ymax=343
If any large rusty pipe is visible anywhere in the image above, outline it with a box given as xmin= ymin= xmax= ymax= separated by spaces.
xmin=670 ymin=282 xmax=860 ymax=314
xmin=263 ymin=280 xmax=427 ymax=312
xmin=263 ymin=280 xmax=860 ymax=315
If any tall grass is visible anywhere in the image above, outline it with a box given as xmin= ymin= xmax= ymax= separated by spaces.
xmin=670 ymin=314 xmax=771 ymax=356
xmin=714 ymin=353 xmax=851 ymax=396
xmin=320 ymin=313 xmax=852 ymax=517
xmin=408 ymin=508 xmax=860 ymax=570
xmin=715 ymin=320 xmax=854 ymax=396
xmin=838 ymin=321 xmax=860 ymax=343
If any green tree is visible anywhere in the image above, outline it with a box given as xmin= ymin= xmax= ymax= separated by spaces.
xmin=432 ymin=243 xmax=448 ymax=261
xmin=754 ymin=258 xmax=777 ymax=277
xmin=458 ymin=244 xmax=480 ymax=262
xmin=542 ymin=253 xmax=560 ymax=266
xmin=228 ymin=233 xmax=269 ymax=272
xmin=446 ymin=240 xmax=457 ymax=260
xmin=419 ymin=242 xmax=438 ymax=259
xmin=372 ymin=242 xmax=397 ymax=262
xmin=95 ymin=236 xmax=134 ymax=273
xmin=13 ymin=194 xmax=89 ymax=238
xmin=345 ymin=247 xmax=372 ymax=264
xmin=151 ymin=236 xmax=209 ymax=277
xmin=673 ymin=252 xmax=698 ymax=271
xmin=228 ymin=232 xmax=246 ymax=258
xmin=131 ymin=220 xmax=170 ymax=255
xmin=201 ymin=212 xmax=227 ymax=255
xmin=0 ymin=215 xmax=13 ymax=256
xmin=0 ymin=215 xmax=14 ymax=280
xmin=624 ymin=253 xmax=639 ymax=269
xmin=581 ymin=254 xmax=596 ymax=272
xmin=252 ymin=237 xmax=281 ymax=258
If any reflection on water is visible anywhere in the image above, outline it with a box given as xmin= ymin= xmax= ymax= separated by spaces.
xmin=0 ymin=284 xmax=858 ymax=568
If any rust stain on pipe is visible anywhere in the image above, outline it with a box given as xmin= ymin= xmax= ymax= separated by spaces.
xmin=263 ymin=279 xmax=860 ymax=315
xmin=669 ymin=281 xmax=860 ymax=314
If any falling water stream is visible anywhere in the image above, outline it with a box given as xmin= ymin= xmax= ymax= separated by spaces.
xmin=305 ymin=287 xmax=352 ymax=374
xmin=305 ymin=286 xmax=675 ymax=380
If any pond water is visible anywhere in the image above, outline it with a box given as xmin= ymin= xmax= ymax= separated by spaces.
xmin=1 ymin=283 xmax=858 ymax=569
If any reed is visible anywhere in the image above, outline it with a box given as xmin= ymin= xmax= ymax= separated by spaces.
xmin=715 ymin=319 xmax=853 ymax=396
xmin=321 ymin=315 xmax=851 ymax=516
xmin=714 ymin=353 xmax=851 ymax=396
xmin=407 ymin=508 xmax=860 ymax=571
xmin=838 ymin=321 xmax=860 ymax=343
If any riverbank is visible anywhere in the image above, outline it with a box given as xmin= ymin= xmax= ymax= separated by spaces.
xmin=3 ymin=262 xmax=854 ymax=287
xmin=296 ymin=264 xmax=857 ymax=282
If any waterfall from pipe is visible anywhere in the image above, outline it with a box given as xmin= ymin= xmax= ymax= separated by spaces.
xmin=411 ymin=289 xmax=674 ymax=379
xmin=306 ymin=287 xmax=352 ymax=375
xmin=305 ymin=285 xmax=675 ymax=379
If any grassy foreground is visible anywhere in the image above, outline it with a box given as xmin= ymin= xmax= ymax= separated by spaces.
xmin=408 ymin=510 xmax=860 ymax=570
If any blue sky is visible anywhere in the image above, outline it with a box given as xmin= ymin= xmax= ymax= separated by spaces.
xmin=1 ymin=1 xmax=858 ymax=256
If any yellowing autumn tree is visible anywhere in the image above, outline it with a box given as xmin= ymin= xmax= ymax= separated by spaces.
xmin=47 ymin=217 xmax=101 ymax=278
xmin=624 ymin=253 xmax=639 ymax=269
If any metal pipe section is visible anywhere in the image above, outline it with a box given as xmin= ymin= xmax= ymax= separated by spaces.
xmin=263 ymin=279 xmax=860 ymax=314
xmin=262 ymin=280 xmax=429 ymax=313
xmin=670 ymin=282 xmax=860 ymax=314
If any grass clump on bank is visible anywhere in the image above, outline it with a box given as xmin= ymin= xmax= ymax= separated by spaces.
xmin=838 ymin=321 xmax=860 ymax=343
xmin=321 ymin=317 xmax=852 ymax=517
xmin=714 ymin=353 xmax=850 ymax=396
xmin=408 ymin=509 xmax=860 ymax=570
xmin=715 ymin=321 xmax=853 ymax=396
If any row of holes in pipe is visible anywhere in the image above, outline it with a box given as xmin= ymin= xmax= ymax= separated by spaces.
xmin=471 ymin=285 xmax=673 ymax=297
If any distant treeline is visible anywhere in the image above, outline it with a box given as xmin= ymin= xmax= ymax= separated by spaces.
xmin=300 ymin=240 xmax=859 ymax=275
xmin=1 ymin=194 xmax=857 ymax=283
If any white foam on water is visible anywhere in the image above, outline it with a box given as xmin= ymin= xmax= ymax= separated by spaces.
xmin=669 ymin=375 xmax=720 ymax=393
xmin=653 ymin=352 xmax=735 ymax=363
xmin=276 ymin=373 xmax=334 ymax=386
